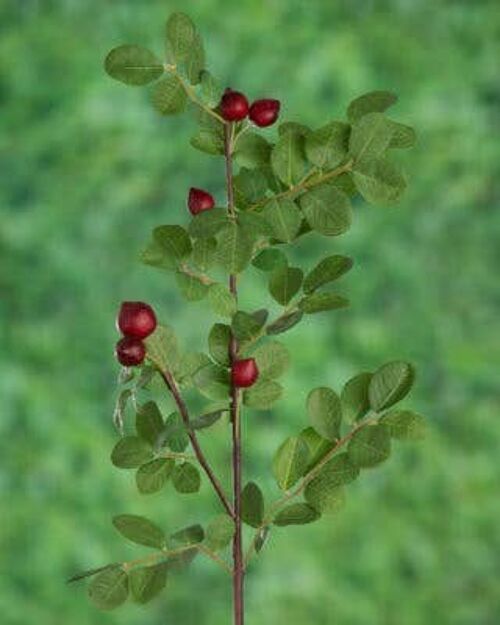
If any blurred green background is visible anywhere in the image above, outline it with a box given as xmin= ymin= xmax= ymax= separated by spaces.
xmin=2 ymin=0 xmax=499 ymax=624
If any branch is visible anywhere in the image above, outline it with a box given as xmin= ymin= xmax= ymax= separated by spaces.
xmin=244 ymin=416 xmax=376 ymax=567
xmin=248 ymin=158 xmax=354 ymax=212
xmin=159 ymin=369 xmax=235 ymax=518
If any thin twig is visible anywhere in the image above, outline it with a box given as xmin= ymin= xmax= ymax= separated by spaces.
xmin=159 ymin=370 xmax=235 ymax=518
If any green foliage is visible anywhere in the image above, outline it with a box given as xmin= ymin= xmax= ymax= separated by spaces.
xmin=348 ymin=424 xmax=391 ymax=468
xmin=136 ymin=458 xmax=174 ymax=494
xmin=381 ymin=410 xmax=427 ymax=440
xmin=307 ymin=387 xmax=342 ymax=441
xmin=243 ymin=379 xmax=283 ymax=409
xmin=104 ymin=45 xmax=163 ymax=86
xmin=252 ymin=341 xmax=290 ymax=379
xmin=261 ymin=198 xmax=303 ymax=243
xmin=347 ymin=90 xmax=398 ymax=123
xmin=241 ymin=482 xmax=265 ymax=528
xmin=87 ymin=568 xmax=129 ymax=610
xmin=205 ymin=515 xmax=235 ymax=550
xmin=172 ymin=462 xmax=201 ymax=493
xmin=273 ymin=503 xmax=320 ymax=526
xmin=269 ymin=265 xmax=304 ymax=306
xmin=368 ymin=361 xmax=415 ymax=411
xmin=305 ymin=122 xmax=350 ymax=169
xmin=271 ymin=130 xmax=308 ymax=186
xmin=136 ymin=401 xmax=164 ymax=446
xmin=129 ymin=564 xmax=167 ymax=604
xmin=299 ymin=185 xmax=352 ymax=236
xmin=303 ymin=255 xmax=353 ymax=294
xmin=112 ymin=514 xmax=166 ymax=549
xmin=151 ymin=76 xmax=187 ymax=115
xmin=273 ymin=436 xmax=310 ymax=490
xmin=341 ymin=372 xmax=372 ymax=422
xmin=111 ymin=436 xmax=153 ymax=469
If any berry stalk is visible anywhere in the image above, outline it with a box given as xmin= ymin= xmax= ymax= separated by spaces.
xmin=224 ymin=123 xmax=245 ymax=625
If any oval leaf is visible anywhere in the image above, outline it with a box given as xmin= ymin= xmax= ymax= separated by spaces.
xmin=341 ymin=372 xmax=373 ymax=422
xmin=262 ymin=198 xmax=303 ymax=243
xmin=273 ymin=503 xmax=320 ymax=527
xmin=348 ymin=424 xmax=391 ymax=468
xmin=136 ymin=458 xmax=174 ymax=495
xmin=241 ymin=482 xmax=265 ymax=528
xmin=252 ymin=341 xmax=290 ymax=380
xmin=307 ymin=387 xmax=342 ymax=441
xmin=129 ymin=563 xmax=167 ymax=604
xmin=111 ymin=436 xmax=153 ymax=469
xmin=303 ymin=255 xmax=353 ymax=294
xmin=300 ymin=185 xmax=352 ymax=237
xmin=273 ymin=436 xmax=309 ymax=490
xmin=368 ymin=361 xmax=415 ymax=412
xmin=243 ymin=379 xmax=283 ymax=410
xmin=172 ymin=462 xmax=201 ymax=494
xmin=151 ymin=75 xmax=187 ymax=115
xmin=88 ymin=568 xmax=129 ymax=610
xmin=380 ymin=410 xmax=426 ymax=440
xmin=112 ymin=514 xmax=166 ymax=549
xmin=205 ymin=515 xmax=235 ymax=550
xmin=269 ymin=266 xmax=303 ymax=306
xmin=104 ymin=45 xmax=163 ymax=86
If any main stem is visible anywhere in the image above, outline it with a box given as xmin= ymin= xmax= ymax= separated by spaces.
xmin=224 ymin=123 xmax=245 ymax=625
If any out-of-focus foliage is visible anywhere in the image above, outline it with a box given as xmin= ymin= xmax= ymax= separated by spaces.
xmin=1 ymin=1 xmax=499 ymax=624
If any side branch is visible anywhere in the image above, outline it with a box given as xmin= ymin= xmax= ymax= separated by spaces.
xmin=160 ymin=370 xmax=235 ymax=518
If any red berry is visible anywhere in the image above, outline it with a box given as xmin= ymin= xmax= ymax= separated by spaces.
xmin=249 ymin=99 xmax=281 ymax=127
xmin=188 ymin=187 xmax=215 ymax=216
xmin=231 ymin=358 xmax=259 ymax=388
xmin=117 ymin=301 xmax=157 ymax=339
xmin=220 ymin=89 xmax=249 ymax=122
xmin=115 ymin=336 xmax=146 ymax=367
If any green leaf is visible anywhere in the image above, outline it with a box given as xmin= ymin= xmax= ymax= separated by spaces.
xmin=304 ymin=453 xmax=359 ymax=509
xmin=307 ymin=387 xmax=342 ymax=441
xmin=161 ymin=412 xmax=188 ymax=453
xmin=234 ymin=167 xmax=268 ymax=207
xmin=207 ymin=283 xmax=237 ymax=318
xmin=347 ymin=90 xmax=398 ymax=123
xmin=191 ymin=125 xmax=225 ymax=155
xmin=112 ymin=514 xmax=166 ymax=549
xmin=175 ymin=271 xmax=209 ymax=302
xmin=190 ymin=408 xmax=226 ymax=430
xmin=165 ymin=547 xmax=198 ymax=572
xmin=349 ymin=112 xmax=395 ymax=164
xmin=184 ymin=32 xmax=205 ymax=85
xmin=129 ymin=563 xmax=167 ymax=604
xmin=205 ymin=515 xmax=235 ymax=550
xmin=151 ymin=75 xmax=187 ymax=115
xmin=305 ymin=121 xmax=350 ymax=169
xmin=170 ymin=524 xmax=204 ymax=547
xmin=368 ymin=361 xmax=415 ymax=412
xmin=243 ymin=379 xmax=283 ymax=410
xmin=145 ymin=324 xmax=180 ymax=374
xmin=348 ymin=424 xmax=391 ymax=468
xmin=300 ymin=185 xmax=352 ymax=236
xmin=175 ymin=352 xmax=211 ymax=388
xmin=273 ymin=503 xmax=320 ymax=527
xmin=88 ymin=568 xmax=129 ymax=610
xmin=241 ymin=482 xmax=265 ymax=528
xmin=299 ymin=427 xmax=334 ymax=473
xmin=269 ymin=266 xmax=303 ymax=306
xmin=266 ymin=310 xmax=303 ymax=335
xmin=136 ymin=458 xmax=175 ymax=495
xmin=304 ymin=484 xmax=345 ymax=515
xmin=191 ymin=237 xmax=217 ymax=271
xmin=252 ymin=248 xmax=287 ymax=272
xmin=351 ymin=158 xmax=407 ymax=204
xmin=172 ymin=462 xmax=201 ymax=494
xmin=271 ymin=130 xmax=308 ymax=187
xmin=278 ymin=122 xmax=311 ymax=137
xmin=200 ymin=70 xmax=223 ymax=107
xmin=232 ymin=310 xmax=265 ymax=343
xmin=67 ymin=563 xmax=121 ymax=584
xmin=189 ymin=208 xmax=229 ymax=239
xmin=252 ymin=340 xmax=290 ymax=379
xmin=234 ymin=132 xmax=272 ymax=168
xmin=388 ymin=121 xmax=417 ymax=149
xmin=299 ymin=293 xmax=349 ymax=314
xmin=192 ymin=363 xmax=230 ymax=400
xmin=208 ymin=323 xmax=231 ymax=366
xmin=261 ymin=197 xmax=303 ymax=243
xmin=303 ymin=255 xmax=353 ymax=294
xmin=273 ymin=436 xmax=309 ymax=490
xmin=104 ymin=45 xmax=163 ymax=86
xmin=380 ymin=410 xmax=426 ymax=440
xmin=215 ymin=223 xmax=254 ymax=274
xmin=111 ymin=436 xmax=153 ymax=469
xmin=136 ymin=401 xmax=164 ymax=446
xmin=148 ymin=225 xmax=192 ymax=268
xmin=165 ymin=12 xmax=197 ymax=62
xmin=341 ymin=372 xmax=373 ymax=422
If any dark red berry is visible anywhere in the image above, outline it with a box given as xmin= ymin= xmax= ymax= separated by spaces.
xmin=220 ymin=89 xmax=249 ymax=122
xmin=188 ymin=187 xmax=215 ymax=216
xmin=117 ymin=301 xmax=157 ymax=339
xmin=115 ymin=336 xmax=146 ymax=367
xmin=249 ymin=99 xmax=281 ymax=127
xmin=231 ymin=358 xmax=259 ymax=388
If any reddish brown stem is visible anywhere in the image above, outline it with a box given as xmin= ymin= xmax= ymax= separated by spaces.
xmin=160 ymin=370 xmax=234 ymax=519
xmin=224 ymin=124 xmax=245 ymax=625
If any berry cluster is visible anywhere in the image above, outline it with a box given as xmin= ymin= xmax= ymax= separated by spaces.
xmin=115 ymin=301 xmax=259 ymax=387
xmin=220 ymin=89 xmax=281 ymax=127
xmin=115 ymin=301 xmax=157 ymax=366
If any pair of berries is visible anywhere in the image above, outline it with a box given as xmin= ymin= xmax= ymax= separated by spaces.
xmin=114 ymin=302 xmax=259 ymax=388
xmin=219 ymin=89 xmax=280 ymax=127
xmin=115 ymin=302 xmax=157 ymax=367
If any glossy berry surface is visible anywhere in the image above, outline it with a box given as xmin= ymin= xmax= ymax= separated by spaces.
xmin=188 ymin=187 xmax=215 ymax=215
xmin=249 ymin=99 xmax=281 ymax=127
xmin=115 ymin=336 xmax=146 ymax=367
xmin=117 ymin=301 xmax=157 ymax=339
xmin=231 ymin=358 xmax=259 ymax=388
xmin=220 ymin=89 xmax=249 ymax=122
